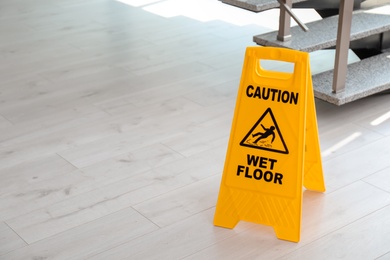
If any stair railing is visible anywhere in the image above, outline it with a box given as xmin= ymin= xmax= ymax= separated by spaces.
xmin=277 ymin=0 xmax=308 ymax=41
xmin=277 ymin=0 xmax=354 ymax=94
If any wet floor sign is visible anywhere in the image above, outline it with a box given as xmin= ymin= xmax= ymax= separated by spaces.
xmin=214 ymin=47 xmax=325 ymax=242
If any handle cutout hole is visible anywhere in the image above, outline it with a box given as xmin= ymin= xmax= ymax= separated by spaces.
xmin=259 ymin=59 xmax=295 ymax=73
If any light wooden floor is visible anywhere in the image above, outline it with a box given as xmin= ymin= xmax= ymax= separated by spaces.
xmin=1 ymin=0 xmax=390 ymax=259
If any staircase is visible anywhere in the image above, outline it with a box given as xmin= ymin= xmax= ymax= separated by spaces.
xmin=222 ymin=0 xmax=390 ymax=105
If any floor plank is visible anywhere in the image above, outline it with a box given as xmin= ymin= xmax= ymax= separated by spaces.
xmin=87 ymin=208 xmax=251 ymax=260
xmin=0 ymin=222 xmax=26 ymax=256
xmin=363 ymin=166 xmax=390 ymax=193
xmin=0 ymin=154 xmax=76 ymax=196
xmin=2 ymin=207 xmax=158 ymax=259
xmin=278 ymin=205 xmax=390 ymax=260
xmin=322 ymin=135 xmax=390 ymax=192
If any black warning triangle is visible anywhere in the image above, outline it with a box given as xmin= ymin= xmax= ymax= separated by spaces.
xmin=240 ymin=108 xmax=289 ymax=154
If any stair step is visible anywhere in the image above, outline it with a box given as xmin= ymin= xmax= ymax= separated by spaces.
xmin=253 ymin=5 xmax=390 ymax=52
xmin=221 ymin=0 xmax=307 ymax=12
xmin=312 ymin=52 xmax=390 ymax=105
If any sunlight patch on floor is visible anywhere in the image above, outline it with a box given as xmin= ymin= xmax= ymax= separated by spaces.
xmin=371 ymin=110 xmax=390 ymax=126
xmin=117 ymin=0 xmax=322 ymax=29
xmin=322 ymin=132 xmax=362 ymax=157
xmin=116 ymin=0 xmax=162 ymax=7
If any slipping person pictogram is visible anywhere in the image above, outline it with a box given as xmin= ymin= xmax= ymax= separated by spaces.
xmin=252 ymin=125 xmax=275 ymax=144
xmin=240 ymin=108 xmax=289 ymax=154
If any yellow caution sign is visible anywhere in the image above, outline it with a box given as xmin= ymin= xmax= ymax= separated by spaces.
xmin=214 ymin=47 xmax=325 ymax=242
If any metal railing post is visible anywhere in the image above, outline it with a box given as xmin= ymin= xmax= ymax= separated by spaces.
xmin=277 ymin=0 xmax=292 ymax=41
xmin=332 ymin=0 xmax=354 ymax=93
xmin=277 ymin=0 xmax=309 ymax=42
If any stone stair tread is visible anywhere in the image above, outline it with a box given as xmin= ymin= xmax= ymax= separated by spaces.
xmin=312 ymin=51 xmax=390 ymax=105
xmin=253 ymin=5 xmax=390 ymax=52
xmin=221 ymin=0 xmax=307 ymax=12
